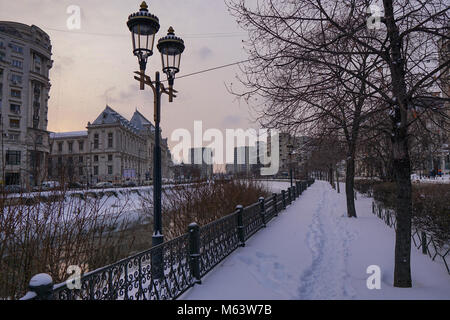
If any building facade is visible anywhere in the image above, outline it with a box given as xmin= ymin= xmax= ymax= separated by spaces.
xmin=266 ymin=132 xmax=307 ymax=177
xmin=0 ymin=22 xmax=53 ymax=188
xmin=188 ymin=147 xmax=213 ymax=179
xmin=48 ymin=106 xmax=172 ymax=184
xmin=226 ymin=146 xmax=258 ymax=177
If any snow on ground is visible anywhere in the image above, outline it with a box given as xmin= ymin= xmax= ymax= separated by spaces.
xmin=411 ymin=174 xmax=450 ymax=184
xmin=180 ymin=180 xmax=450 ymax=300
xmin=259 ymin=180 xmax=292 ymax=193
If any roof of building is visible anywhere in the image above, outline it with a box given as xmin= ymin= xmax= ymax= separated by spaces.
xmin=0 ymin=21 xmax=51 ymax=51
xmin=130 ymin=108 xmax=155 ymax=132
xmin=49 ymin=131 xmax=88 ymax=139
xmin=91 ymin=105 xmax=140 ymax=133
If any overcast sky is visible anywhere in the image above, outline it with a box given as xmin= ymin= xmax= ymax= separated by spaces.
xmin=0 ymin=0 xmax=260 ymax=162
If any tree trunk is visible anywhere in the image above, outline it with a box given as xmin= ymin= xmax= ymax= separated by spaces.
xmin=383 ymin=0 xmax=412 ymax=287
xmin=336 ymin=166 xmax=340 ymax=193
xmin=392 ymin=129 xmax=412 ymax=287
xmin=345 ymin=156 xmax=357 ymax=218
xmin=329 ymin=166 xmax=334 ymax=187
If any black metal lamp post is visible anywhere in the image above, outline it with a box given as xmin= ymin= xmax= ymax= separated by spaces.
xmin=127 ymin=1 xmax=185 ymax=251
xmin=287 ymin=144 xmax=294 ymax=188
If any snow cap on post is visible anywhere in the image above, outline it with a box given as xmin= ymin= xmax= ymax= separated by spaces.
xmin=28 ymin=273 xmax=54 ymax=300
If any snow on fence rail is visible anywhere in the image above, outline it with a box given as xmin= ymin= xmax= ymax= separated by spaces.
xmin=20 ymin=179 xmax=315 ymax=300
xmin=371 ymin=201 xmax=450 ymax=275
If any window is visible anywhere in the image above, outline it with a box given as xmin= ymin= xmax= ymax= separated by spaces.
xmin=79 ymin=156 xmax=83 ymax=163
xmin=78 ymin=140 xmax=84 ymax=151
xmin=9 ymin=119 xmax=19 ymax=128
xmin=94 ymin=155 xmax=98 ymax=162
xmin=94 ymin=166 xmax=98 ymax=175
xmin=79 ymin=167 xmax=83 ymax=176
xmin=10 ymin=104 xmax=20 ymax=114
xmin=8 ymin=133 xmax=19 ymax=141
xmin=11 ymin=59 xmax=23 ymax=69
xmin=11 ymin=89 xmax=21 ymax=98
xmin=94 ymin=133 xmax=99 ymax=149
xmin=11 ymin=44 xmax=23 ymax=54
xmin=58 ymin=157 xmax=62 ymax=165
xmin=108 ymin=154 xmax=113 ymax=162
xmin=108 ymin=133 xmax=113 ymax=148
xmin=108 ymin=165 xmax=113 ymax=175
xmin=68 ymin=141 xmax=73 ymax=153
xmin=34 ymin=54 xmax=42 ymax=73
xmin=6 ymin=150 xmax=21 ymax=165
xmin=10 ymin=74 xmax=22 ymax=85
xmin=68 ymin=156 xmax=73 ymax=164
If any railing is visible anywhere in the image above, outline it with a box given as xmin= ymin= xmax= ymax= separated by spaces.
xmin=371 ymin=201 xmax=449 ymax=275
xmin=20 ymin=179 xmax=315 ymax=300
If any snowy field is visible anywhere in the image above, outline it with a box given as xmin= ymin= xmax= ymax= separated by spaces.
xmin=180 ymin=180 xmax=450 ymax=300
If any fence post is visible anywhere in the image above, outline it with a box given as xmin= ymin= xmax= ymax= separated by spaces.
xmin=259 ymin=197 xmax=266 ymax=227
xmin=421 ymin=232 xmax=427 ymax=255
xmin=236 ymin=205 xmax=245 ymax=247
xmin=372 ymin=201 xmax=375 ymax=214
xmin=272 ymin=193 xmax=278 ymax=216
xmin=282 ymin=190 xmax=286 ymax=209
xmin=288 ymin=187 xmax=292 ymax=204
xmin=20 ymin=273 xmax=54 ymax=300
xmin=188 ymin=223 xmax=202 ymax=284
xmin=293 ymin=186 xmax=297 ymax=199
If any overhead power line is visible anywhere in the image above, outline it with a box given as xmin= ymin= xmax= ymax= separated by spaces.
xmin=43 ymin=26 xmax=258 ymax=81
xmin=44 ymin=26 xmax=247 ymax=39
xmin=172 ymin=58 xmax=256 ymax=81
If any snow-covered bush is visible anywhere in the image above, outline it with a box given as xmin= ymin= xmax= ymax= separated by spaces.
xmin=0 ymin=190 xmax=136 ymax=299
xmin=138 ymin=179 xmax=270 ymax=240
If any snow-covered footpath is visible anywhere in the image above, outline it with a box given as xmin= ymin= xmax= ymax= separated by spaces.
xmin=180 ymin=180 xmax=450 ymax=300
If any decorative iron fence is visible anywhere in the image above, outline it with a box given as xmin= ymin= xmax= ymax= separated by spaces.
xmin=20 ymin=179 xmax=315 ymax=300
xmin=372 ymin=201 xmax=449 ymax=275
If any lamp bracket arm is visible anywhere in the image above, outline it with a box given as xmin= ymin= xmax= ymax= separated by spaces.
xmin=134 ymin=71 xmax=156 ymax=91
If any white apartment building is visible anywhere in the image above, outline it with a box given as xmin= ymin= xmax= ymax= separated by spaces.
xmin=0 ymin=22 xmax=53 ymax=187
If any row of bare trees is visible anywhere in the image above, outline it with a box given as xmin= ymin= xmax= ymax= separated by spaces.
xmin=226 ymin=0 xmax=449 ymax=287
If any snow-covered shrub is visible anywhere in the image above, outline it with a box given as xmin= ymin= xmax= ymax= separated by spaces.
xmin=411 ymin=184 xmax=450 ymax=246
xmin=0 ymin=190 xmax=136 ymax=299
xmin=353 ymin=179 xmax=383 ymax=197
xmin=138 ymin=179 xmax=270 ymax=240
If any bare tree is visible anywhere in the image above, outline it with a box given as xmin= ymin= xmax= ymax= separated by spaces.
xmin=226 ymin=0 xmax=449 ymax=287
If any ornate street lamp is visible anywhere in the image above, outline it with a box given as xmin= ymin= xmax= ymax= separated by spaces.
xmin=127 ymin=1 xmax=160 ymax=80
xmin=157 ymin=27 xmax=185 ymax=101
xmin=127 ymin=2 xmax=185 ymax=265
